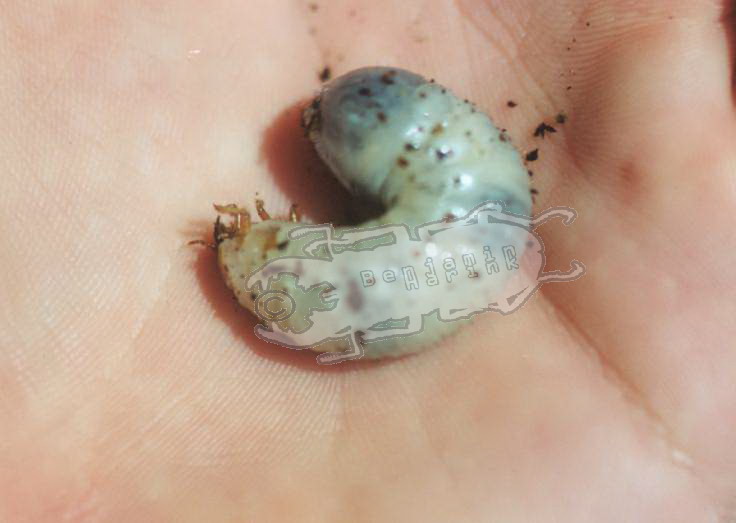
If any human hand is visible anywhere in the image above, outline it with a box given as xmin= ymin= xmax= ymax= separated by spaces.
xmin=1 ymin=1 xmax=734 ymax=520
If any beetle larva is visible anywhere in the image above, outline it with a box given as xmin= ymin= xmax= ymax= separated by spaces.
xmin=214 ymin=67 xmax=533 ymax=364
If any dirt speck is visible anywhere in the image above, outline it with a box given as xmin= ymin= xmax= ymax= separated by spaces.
xmin=319 ymin=66 xmax=331 ymax=82
xmin=533 ymin=122 xmax=557 ymax=138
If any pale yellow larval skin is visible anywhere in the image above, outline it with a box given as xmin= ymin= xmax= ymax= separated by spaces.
xmin=216 ymin=67 xmax=531 ymax=364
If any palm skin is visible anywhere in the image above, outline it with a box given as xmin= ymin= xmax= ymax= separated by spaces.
xmin=1 ymin=0 xmax=735 ymax=521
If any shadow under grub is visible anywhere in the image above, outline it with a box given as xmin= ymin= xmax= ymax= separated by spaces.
xmin=189 ymin=233 xmax=396 ymax=372
xmin=259 ymin=98 xmax=385 ymax=226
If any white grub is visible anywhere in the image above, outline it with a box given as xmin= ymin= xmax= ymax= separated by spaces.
xmin=215 ymin=67 xmax=531 ymax=362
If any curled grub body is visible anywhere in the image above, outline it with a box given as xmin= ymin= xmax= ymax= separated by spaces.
xmin=212 ymin=67 xmax=579 ymax=363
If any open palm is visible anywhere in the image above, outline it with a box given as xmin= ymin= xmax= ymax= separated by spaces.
xmin=1 ymin=1 xmax=735 ymax=520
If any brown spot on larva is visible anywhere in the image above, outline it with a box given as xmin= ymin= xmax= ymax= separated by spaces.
xmin=359 ymin=87 xmax=372 ymax=96
xmin=346 ymin=280 xmax=364 ymax=311
xmin=530 ymin=188 xmax=539 ymax=194
xmin=377 ymin=112 xmax=387 ymax=122
xmin=431 ymin=123 xmax=444 ymax=135
xmin=555 ymin=112 xmax=567 ymax=124
xmin=436 ymin=148 xmax=453 ymax=160
xmin=429 ymin=78 xmax=435 ymax=83
xmin=528 ymin=170 xmax=534 ymax=177
xmin=499 ymin=132 xmax=508 ymax=142
xmin=250 ymin=292 xmax=258 ymax=301
xmin=441 ymin=88 xmax=447 ymax=94
xmin=419 ymin=92 xmax=427 ymax=98
xmin=262 ymin=227 xmax=280 ymax=255
xmin=526 ymin=149 xmax=539 ymax=162
xmin=533 ymin=122 xmax=557 ymax=138
xmin=405 ymin=143 xmax=418 ymax=152
xmin=397 ymin=156 xmax=409 ymax=168
xmin=380 ymin=70 xmax=397 ymax=84
xmin=319 ymin=66 xmax=331 ymax=82
xmin=586 ymin=21 xmax=590 ymax=27
xmin=442 ymin=213 xmax=456 ymax=222
xmin=566 ymin=86 xmax=572 ymax=90
xmin=277 ymin=240 xmax=289 ymax=251
xmin=308 ymin=2 xmax=319 ymax=11
xmin=507 ymin=100 xmax=517 ymax=108
xmin=453 ymin=176 xmax=461 ymax=185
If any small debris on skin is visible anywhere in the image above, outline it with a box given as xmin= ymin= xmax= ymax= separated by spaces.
xmin=525 ymin=149 xmax=539 ymax=162
xmin=319 ymin=66 xmax=331 ymax=82
xmin=507 ymin=100 xmax=518 ymax=108
xmin=533 ymin=122 xmax=556 ymax=138
xmin=309 ymin=2 xmax=319 ymax=11
xmin=555 ymin=112 xmax=567 ymax=124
